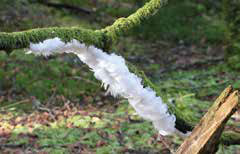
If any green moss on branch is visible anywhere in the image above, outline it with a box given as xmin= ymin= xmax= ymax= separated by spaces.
xmin=0 ymin=27 xmax=105 ymax=50
xmin=0 ymin=0 xmax=168 ymax=50
xmin=102 ymin=0 xmax=168 ymax=44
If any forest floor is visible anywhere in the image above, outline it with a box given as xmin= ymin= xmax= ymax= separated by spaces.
xmin=0 ymin=1 xmax=240 ymax=153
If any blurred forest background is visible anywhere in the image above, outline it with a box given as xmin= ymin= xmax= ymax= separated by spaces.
xmin=0 ymin=0 xmax=239 ymax=153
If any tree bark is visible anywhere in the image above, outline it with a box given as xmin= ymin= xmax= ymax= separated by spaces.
xmin=176 ymin=86 xmax=239 ymax=154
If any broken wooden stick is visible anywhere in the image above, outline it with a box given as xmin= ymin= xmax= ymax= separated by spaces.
xmin=176 ymin=86 xmax=239 ymax=154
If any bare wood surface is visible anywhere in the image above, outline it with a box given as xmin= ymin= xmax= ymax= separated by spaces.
xmin=176 ymin=86 xmax=239 ymax=154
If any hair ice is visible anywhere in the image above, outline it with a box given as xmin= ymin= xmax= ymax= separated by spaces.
xmin=28 ymin=37 xmax=183 ymax=136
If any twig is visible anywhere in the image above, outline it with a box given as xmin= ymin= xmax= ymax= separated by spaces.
xmin=31 ymin=97 xmax=56 ymax=121
xmin=157 ymin=134 xmax=176 ymax=154
xmin=45 ymin=90 xmax=56 ymax=106
xmin=0 ymin=99 xmax=30 ymax=110
xmin=0 ymin=143 xmax=68 ymax=149
xmin=0 ymin=144 xmax=25 ymax=149
xmin=37 ymin=106 xmax=57 ymax=121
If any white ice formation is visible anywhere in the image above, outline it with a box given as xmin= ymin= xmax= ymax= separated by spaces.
xmin=28 ymin=37 xmax=179 ymax=136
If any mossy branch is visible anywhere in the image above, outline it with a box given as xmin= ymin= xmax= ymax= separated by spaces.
xmin=102 ymin=0 xmax=168 ymax=44
xmin=0 ymin=0 xmax=168 ymax=50
xmin=0 ymin=27 xmax=105 ymax=50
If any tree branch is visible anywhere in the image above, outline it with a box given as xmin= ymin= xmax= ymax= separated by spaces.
xmin=0 ymin=27 xmax=105 ymax=50
xmin=35 ymin=0 xmax=92 ymax=14
xmin=0 ymin=0 xmax=168 ymax=51
xmin=102 ymin=0 xmax=168 ymax=45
